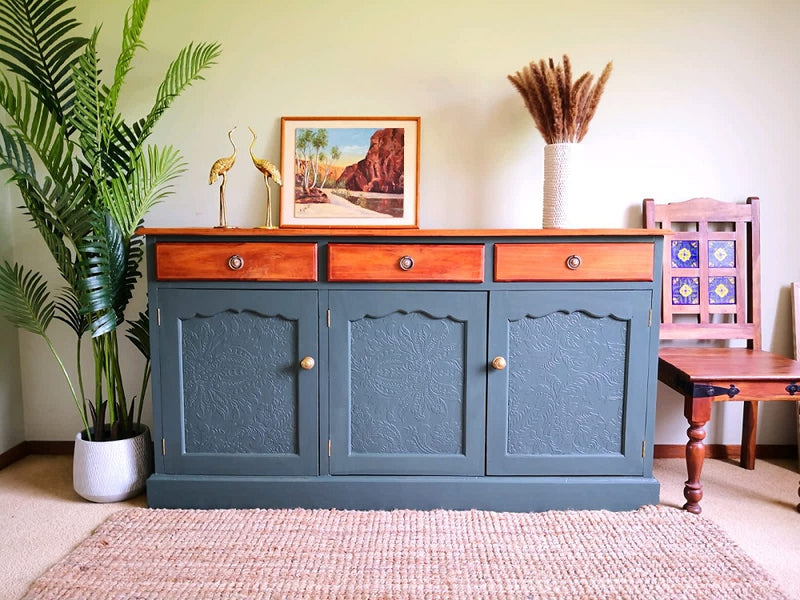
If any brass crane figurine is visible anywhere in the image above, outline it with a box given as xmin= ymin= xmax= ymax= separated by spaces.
xmin=248 ymin=126 xmax=282 ymax=229
xmin=208 ymin=126 xmax=237 ymax=228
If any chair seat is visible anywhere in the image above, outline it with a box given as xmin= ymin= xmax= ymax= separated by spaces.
xmin=659 ymin=347 xmax=800 ymax=401
xmin=660 ymin=347 xmax=800 ymax=380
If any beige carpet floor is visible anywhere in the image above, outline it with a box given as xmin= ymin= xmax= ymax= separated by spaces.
xmin=18 ymin=505 xmax=792 ymax=600
xmin=1 ymin=455 xmax=799 ymax=600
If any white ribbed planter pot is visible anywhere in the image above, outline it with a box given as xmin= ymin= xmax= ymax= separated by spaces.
xmin=73 ymin=426 xmax=153 ymax=503
xmin=542 ymin=142 xmax=583 ymax=228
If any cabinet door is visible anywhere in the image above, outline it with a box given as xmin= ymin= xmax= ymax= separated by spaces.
xmin=487 ymin=290 xmax=652 ymax=476
xmin=158 ymin=289 xmax=318 ymax=476
xmin=329 ymin=291 xmax=487 ymax=475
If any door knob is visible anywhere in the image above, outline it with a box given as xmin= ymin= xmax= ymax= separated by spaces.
xmin=227 ymin=254 xmax=244 ymax=270
xmin=300 ymin=356 xmax=315 ymax=370
xmin=566 ymin=254 xmax=582 ymax=270
xmin=491 ymin=356 xmax=507 ymax=370
xmin=398 ymin=255 xmax=414 ymax=271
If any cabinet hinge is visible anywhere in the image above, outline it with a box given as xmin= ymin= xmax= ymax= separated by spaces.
xmin=648 ymin=309 xmax=652 ymax=327
xmin=327 ymin=309 xmax=331 ymax=328
xmin=157 ymin=307 xmax=161 ymax=326
xmin=642 ymin=440 xmax=646 ymax=458
xmin=161 ymin=438 xmax=166 ymax=455
xmin=328 ymin=439 xmax=331 ymax=457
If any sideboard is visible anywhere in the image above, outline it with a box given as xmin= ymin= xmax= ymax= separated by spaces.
xmin=140 ymin=227 xmax=665 ymax=511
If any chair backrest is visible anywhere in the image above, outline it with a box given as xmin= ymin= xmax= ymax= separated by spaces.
xmin=643 ymin=197 xmax=761 ymax=349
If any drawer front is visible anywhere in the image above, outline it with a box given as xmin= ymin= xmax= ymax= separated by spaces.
xmin=494 ymin=242 xmax=654 ymax=282
xmin=155 ymin=242 xmax=318 ymax=281
xmin=328 ymin=244 xmax=484 ymax=282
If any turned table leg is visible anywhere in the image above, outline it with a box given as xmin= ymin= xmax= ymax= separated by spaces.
xmin=683 ymin=395 xmax=712 ymax=514
xmin=740 ymin=400 xmax=758 ymax=470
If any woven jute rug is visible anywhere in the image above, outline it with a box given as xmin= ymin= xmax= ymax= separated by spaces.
xmin=23 ymin=505 xmax=789 ymax=600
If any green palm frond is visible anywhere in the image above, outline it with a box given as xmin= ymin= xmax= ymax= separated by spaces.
xmin=54 ymin=286 xmax=88 ymax=337
xmin=0 ymin=260 xmax=87 ymax=436
xmin=0 ymin=121 xmax=37 ymax=180
xmin=77 ymin=211 xmax=128 ymax=336
xmin=20 ymin=201 xmax=78 ymax=286
xmin=71 ymin=28 xmax=130 ymax=177
xmin=0 ymin=81 xmax=89 ymax=286
xmin=0 ymin=261 xmax=55 ymax=336
xmin=70 ymin=28 xmax=104 ymax=172
xmin=0 ymin=0 xmax=87 ymax=125
xmin=133 ymin=41 xmax=221 ymax=143
xmin=77 ymin=212 xmax=144 ymax=337
xmin=0 ymin=74 xmax=75 ymax=184
xmin=105 ymin=0 xmax=147 ymax=117
xmin=109 ymin=120 xmax=138 ymax=162
xmin=100 ymin=144 xmax=185 ymax=238
xmin=44 ymin=175 xmax=95 ymax=241
xmin=125 ymin=309 xmax=149 ymax=360
xmin=98 ymin=112 xmax=129 ymax=175
xmin=12 ymin=175 xmax=94 ymax=288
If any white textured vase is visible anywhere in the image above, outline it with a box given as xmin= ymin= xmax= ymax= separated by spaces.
xmin=73 ymin=426 xmax=153 ymax=503
xmin=542 ymin=142 xmax=582 ymax=228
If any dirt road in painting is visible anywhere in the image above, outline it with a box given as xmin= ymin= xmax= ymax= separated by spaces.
xmin=294 ymin=191 xmax=386 ymax=218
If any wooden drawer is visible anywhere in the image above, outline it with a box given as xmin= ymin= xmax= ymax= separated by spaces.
xmin=328 ymin=243 xmax=484 ymax=282
xmin=155 ymin=242 xmax=318 ymax=281
xmin=494 ymin=242 xmax=654 ymax=282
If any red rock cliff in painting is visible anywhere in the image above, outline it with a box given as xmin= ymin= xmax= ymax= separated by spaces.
xmin=338 ymin=128 xmax=404 ymax=193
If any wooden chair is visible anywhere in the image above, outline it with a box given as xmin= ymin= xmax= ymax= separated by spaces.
xmin=644 ymin=196 xmax=800 ymax=514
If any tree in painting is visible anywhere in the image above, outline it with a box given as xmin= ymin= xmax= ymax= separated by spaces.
xmin=294 ymin=128 xmax=340 ymax=196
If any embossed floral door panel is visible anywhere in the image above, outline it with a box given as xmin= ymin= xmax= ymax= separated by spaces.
xmin=328 ymin=291 xmax=487 ymax=475
xmin=158 ymin=289 xmax=318 ymax=476
xmin=486 ymin=290 xmax=652 ymax=476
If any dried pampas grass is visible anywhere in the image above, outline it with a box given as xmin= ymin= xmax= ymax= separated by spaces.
xmin=508 ymin=55 xmax=613 ymax=144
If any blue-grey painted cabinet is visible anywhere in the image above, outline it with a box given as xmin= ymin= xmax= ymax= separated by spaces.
xmin=157 ymin=289 xmax=319 ymax=476
xmin=328 ymin=291 xmax=487 ymax=476
xmin=487 ymin=290 xmax=652 ymax=476
xmin=142 ymin=228 xmax=665 ymax=511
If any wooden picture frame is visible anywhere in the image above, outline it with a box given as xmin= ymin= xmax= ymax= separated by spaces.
xmin=279 ymin=116 xmax=420 ymax=228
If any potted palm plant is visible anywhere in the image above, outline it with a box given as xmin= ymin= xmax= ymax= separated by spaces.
xmin=0 ymin=0 xmax=220 ymax=500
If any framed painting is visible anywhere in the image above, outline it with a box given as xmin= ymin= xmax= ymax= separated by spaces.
xmin=279 ymin=116 xmax=420 ymax=228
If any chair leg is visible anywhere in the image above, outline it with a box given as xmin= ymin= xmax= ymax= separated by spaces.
xmin=683 ymin=395 xmax=712 ymax=514
xmin=740 ymin=400 xmax=758 ymax=470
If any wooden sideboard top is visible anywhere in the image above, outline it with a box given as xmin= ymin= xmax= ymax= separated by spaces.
xmin=137 ymin=227 xmax=667 ymax=238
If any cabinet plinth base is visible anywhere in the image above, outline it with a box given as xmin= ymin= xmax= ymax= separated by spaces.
xmin=147 ymin=474 xmax=660 ymax=512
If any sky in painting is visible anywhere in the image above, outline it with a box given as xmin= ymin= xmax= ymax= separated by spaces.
xmin=299 ymin=127 xmax=380 ymax=167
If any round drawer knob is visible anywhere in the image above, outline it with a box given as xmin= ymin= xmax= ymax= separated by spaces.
xmin=491 ymin=356 xmax=507 ymax=370
xmin=398 ymin=255 xmax=414 ymax=271
xmin=227 ymin=254 xmax=244 ymax=271
xmin=566 ymin=254 xmax=582 ymax=270
xmin=300 ymin=356 xmax=315 ymax=370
